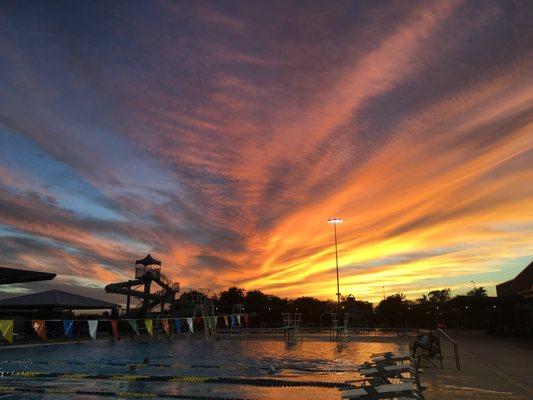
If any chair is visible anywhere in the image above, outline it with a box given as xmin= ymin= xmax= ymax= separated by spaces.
xmin=282 ymin=313 xmax=302 ymax=343
xmin=415 ymin=345 xmax=442 ymax=369
xmin=358 ymin=363 xmax=422 ymax=392
xmin=370 ymin=352 xmax=412 ymax=365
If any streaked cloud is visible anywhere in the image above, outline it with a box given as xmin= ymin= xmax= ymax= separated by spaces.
xmin=0 ymin=0 xmax=531 ymax=302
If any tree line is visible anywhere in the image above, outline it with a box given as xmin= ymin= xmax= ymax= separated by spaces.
xmin=195 ymin=286 xmax=489 ymax=328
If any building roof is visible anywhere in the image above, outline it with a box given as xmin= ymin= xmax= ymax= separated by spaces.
xmin=496 ymin=261 xmax=533 ymax=297
xmin=135 ymin=253 xmax=161 ymax=266
xmin=0 ymin=267 xmax=57 ymax=285
xmin=0 ymin=289 xmax=119 ymax=310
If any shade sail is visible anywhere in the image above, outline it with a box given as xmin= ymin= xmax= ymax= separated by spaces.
xmin=0 ymin=267 xmax=56 ymax=285
xmin=0 ymin=289 xmax=119 ymax=310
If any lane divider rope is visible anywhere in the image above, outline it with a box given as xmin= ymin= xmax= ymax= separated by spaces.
xmin=0 ymin=359 xmax=359 ymax=373
xmin=0 ymin=384 xmax=257 ymax=400
xmin=0 ymin=370 xmax=355 ymax=389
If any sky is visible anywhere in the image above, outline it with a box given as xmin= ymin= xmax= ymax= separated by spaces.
xmin=0 ymin=0 xmax=532 ymax=304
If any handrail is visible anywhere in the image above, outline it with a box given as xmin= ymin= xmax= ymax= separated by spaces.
xmin=438 ymin=328 xmax=460 ymax=370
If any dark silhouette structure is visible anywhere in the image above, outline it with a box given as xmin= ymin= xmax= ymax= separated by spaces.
xmin=105 ymin=254 xmax=179 ymax=316
xmin=493 ymin=261 xmax=533 ymax=336
xmin=0 ymin=267 xmax=56 ymax=285
xmin=0 ymin=289 xmax=119 ymax=313
xmin=496 ymin=261 xmax=533 ymax=297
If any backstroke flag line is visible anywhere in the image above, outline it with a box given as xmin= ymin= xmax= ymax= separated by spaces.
xmin=88 ymin=320 xmax=98 ymax=340
xmin=0 ymin=320 xmax=13 ymax=343
xmin=1 ymin=315 xmax=252 ymax=344
xmin=32 ymin=320 xmax=47 ymax=340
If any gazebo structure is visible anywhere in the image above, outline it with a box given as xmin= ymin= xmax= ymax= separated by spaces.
xmin=105 ymin=254 xmax=179 ymax=316
xmin=0 ymin=289 xmax=119 ymax=313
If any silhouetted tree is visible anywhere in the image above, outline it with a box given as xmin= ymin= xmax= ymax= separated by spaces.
xmin=428 ymin=288 xmax=451 ymax=304
xmin=417 ymin=294 xmax=429 ymax=304
xmin=343 ymin=294 xmax=374 ymax=327
xmin=466 ymin=287 xmax=488 ymax=297
xmin=292 ymin=296 xmax=333 ymax=326
xmin=217 ymin=286 xmax=245 ymax=313
xmin=376 ymin=293 xmax=411 ymax=327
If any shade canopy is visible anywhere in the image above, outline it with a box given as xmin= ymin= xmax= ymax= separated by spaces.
xmin=135 ymin=254 xmax=161 ymax=266
xmin=0 ymin=289 xmax=119 ymax=310
xmin=0 ymin=267 xmax=57 ymax=285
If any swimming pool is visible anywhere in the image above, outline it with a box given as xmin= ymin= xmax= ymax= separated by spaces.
xmin=0 ymin=335 xmax=408 ymax=399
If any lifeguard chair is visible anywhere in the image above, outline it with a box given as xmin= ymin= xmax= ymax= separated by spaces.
xmin=330 ymin=312 xmax=349 ymax=343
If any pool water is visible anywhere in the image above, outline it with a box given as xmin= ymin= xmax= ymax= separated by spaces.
xmin=0 ymin=336 xmax=407 ymax=399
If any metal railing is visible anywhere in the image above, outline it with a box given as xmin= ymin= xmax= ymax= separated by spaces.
xmin=438 ymin=328 xmax=460 ymax=370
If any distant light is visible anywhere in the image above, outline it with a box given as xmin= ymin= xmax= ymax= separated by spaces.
xmin=328 ymin=218 xmax=343 ymax=224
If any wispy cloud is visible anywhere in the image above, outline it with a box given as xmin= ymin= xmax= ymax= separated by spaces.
xmin=0 ymin=0 xmax=531 ymax=302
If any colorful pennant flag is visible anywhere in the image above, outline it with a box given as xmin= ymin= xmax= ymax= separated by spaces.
xmin=186 ymin=317 xmax=193 ymax=333
xmin=32 ymin=320 xmax=47 ymax=340
xmin=144 ymin=319 xmax=153 ymax=336
xmin=0 ymin=320 xmax=13 ymax=343
xmin=128 ymin=320 xmax=140 ymax=335
xmin=110 ymin=320 xmax=119 ymax=339
xmin=88 ymin=320 xmax=98 ymax=340
xmin=161 ymin=319 xmax=170 ymax=335
xmin=63 ymin=320 xmax=74 ymax=338
xmin=174 ymin=319 xmax=181 ymax=334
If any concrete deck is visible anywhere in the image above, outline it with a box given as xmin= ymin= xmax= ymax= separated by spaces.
xmin=422 ymin=330 xmax=532 ymax=399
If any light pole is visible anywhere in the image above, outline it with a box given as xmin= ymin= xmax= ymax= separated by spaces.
xmin=327 ymin=217 xmax=343 ymax=305
xmin=470 ymin=280 xmax=476 ymax=291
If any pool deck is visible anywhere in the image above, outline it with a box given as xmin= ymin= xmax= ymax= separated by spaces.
xmin=421 ymin=330 xmax=532 ymax=400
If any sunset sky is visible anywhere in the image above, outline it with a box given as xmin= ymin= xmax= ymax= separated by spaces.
xmin=0 ymin=0 xmax=531 ymax=303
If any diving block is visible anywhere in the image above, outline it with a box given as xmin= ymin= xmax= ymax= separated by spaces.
xmin=371 ymin=353 xmax=412 ymax=364
xmin=359 ymin=363 xmax=414 ymax=377
xmin=341 ymin=383 xmax=423 ymax=399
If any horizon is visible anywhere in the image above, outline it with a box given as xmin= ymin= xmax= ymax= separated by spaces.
xmin=0 ymin=1 xmax=532 ymax=305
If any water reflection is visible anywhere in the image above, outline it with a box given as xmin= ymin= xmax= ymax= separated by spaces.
xmin=0 ymin=335 xmax=407 ymax=400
